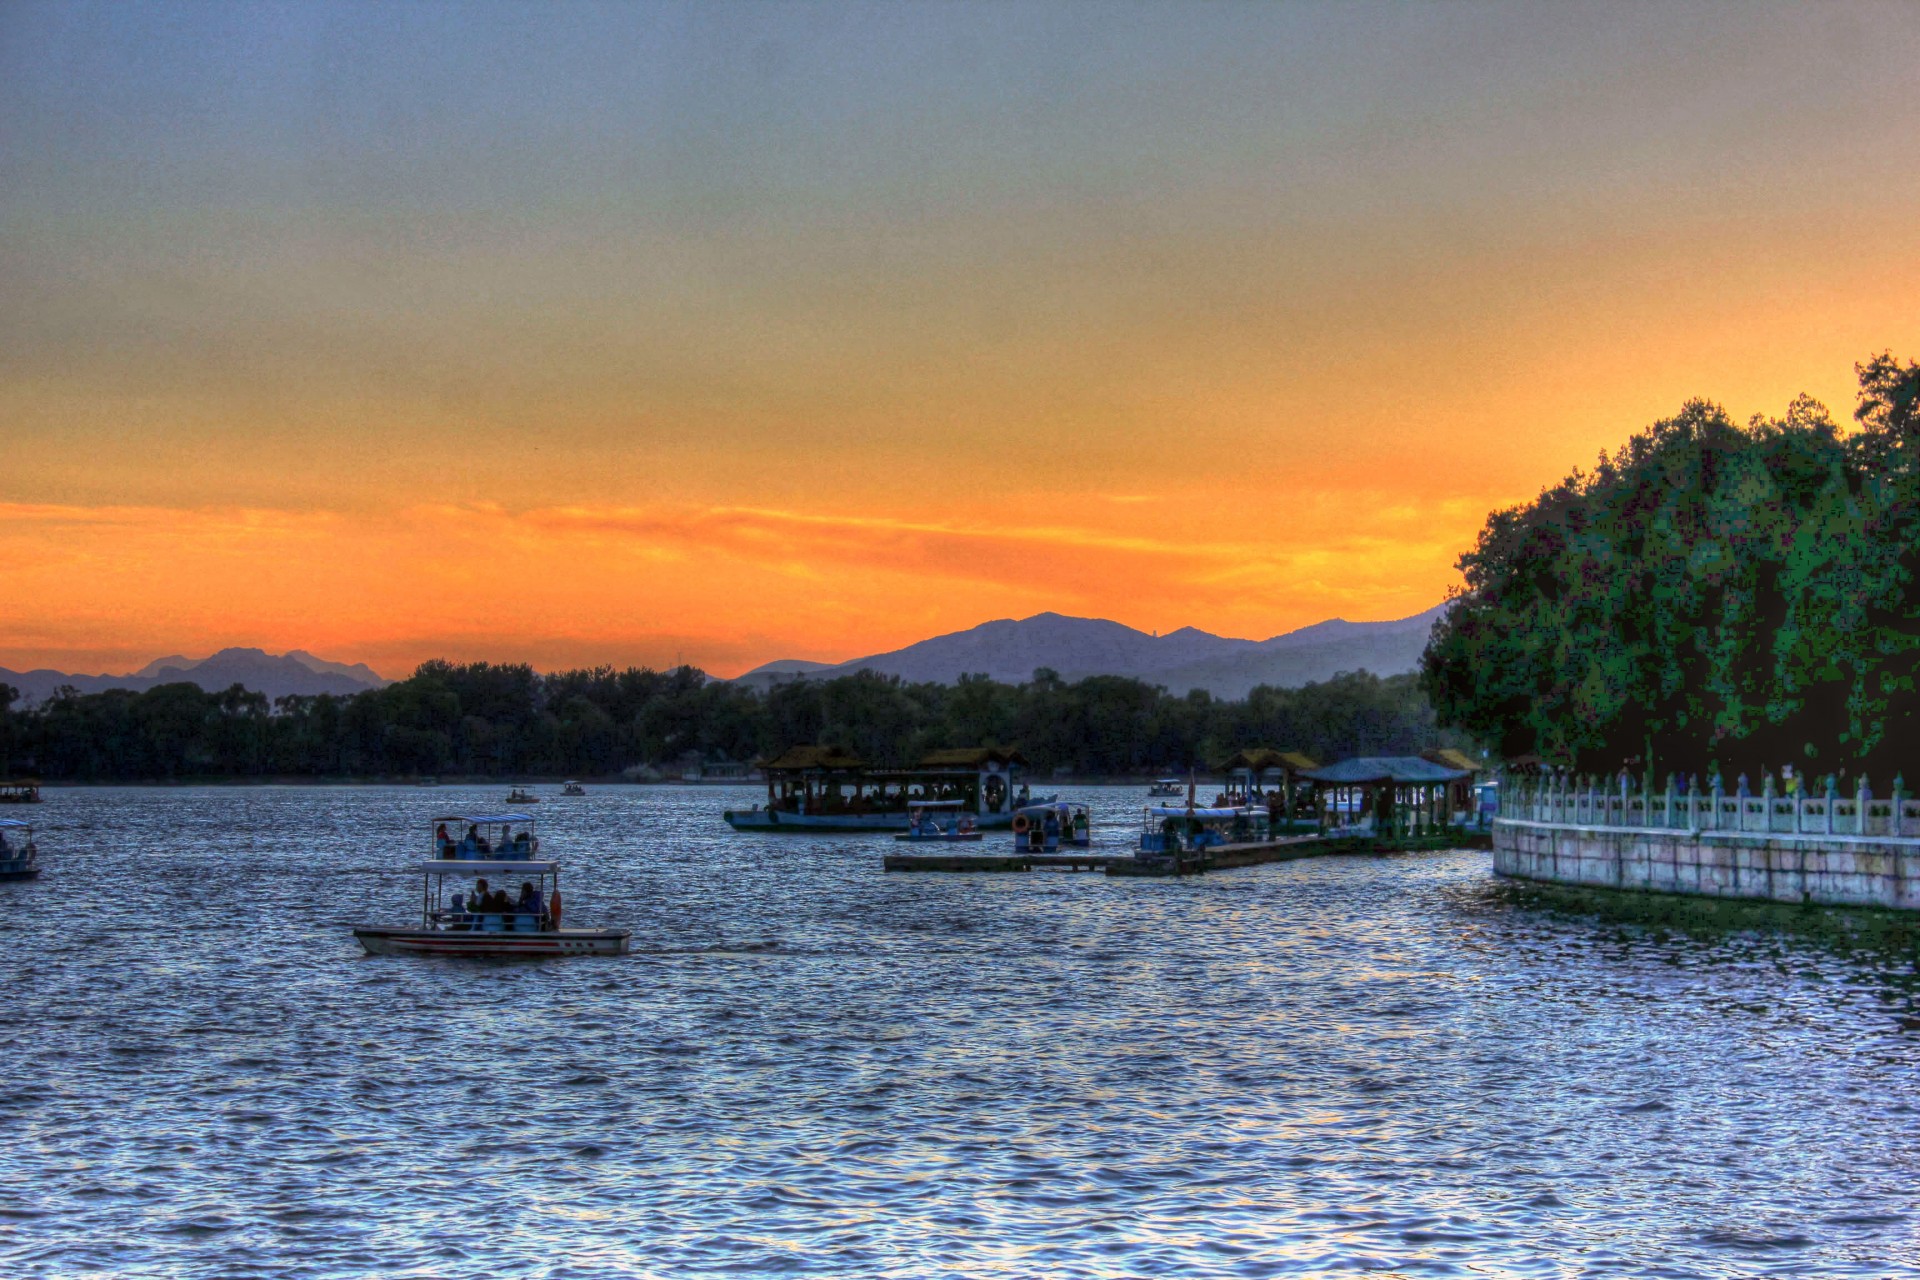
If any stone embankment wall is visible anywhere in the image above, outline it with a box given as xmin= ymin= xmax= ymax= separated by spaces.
xmin=1492 ymin=818 xmax=1920 ymax=910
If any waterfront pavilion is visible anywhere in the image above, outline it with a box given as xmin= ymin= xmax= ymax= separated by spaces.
xmin=1421 ymin=747 xmax=1486 ymax=817
xmin=1302 ymin=756 xmax=1471 ymax=842
xmin=1217 ymin=749 xmax=1318 ymax=819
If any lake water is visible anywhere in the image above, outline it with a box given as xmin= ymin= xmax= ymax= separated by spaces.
xmin=3 ymin=784 xmax=1916 ymax=1278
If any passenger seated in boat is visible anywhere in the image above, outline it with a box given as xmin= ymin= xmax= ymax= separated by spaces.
xmin=436 ymin=823 xmax=454 ymax=858
xmin=0 ymin=830 xmax=10 ymax=857
xmin=517 ymin=882 xmax=543 ymax=918
xmin=958 ymin=815 xmax=975 ymax=834
xmin=510 ymin=830 xmax=533 ymax=858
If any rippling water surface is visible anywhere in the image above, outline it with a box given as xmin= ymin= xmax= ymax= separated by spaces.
xmin=4 ymin=784 xmax=1918 ymax=1278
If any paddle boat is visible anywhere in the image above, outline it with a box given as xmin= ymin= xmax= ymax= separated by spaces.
xmin=0 ymin=780 xmax=41 ymax=804
xmin=353 ymin=812 xmax=630 ymax=957
xmin=562 ymin=780 xmax=586 ymax=796
xmin=0 ymin=819 xmax=39 ymax=880
xmin=1012 ymin=801 xmax=1092 ymax=853
xmin=893 ymin=801 xmax=984 ymax=842
xmin=505 ymin=786 xmax=540 ymax=805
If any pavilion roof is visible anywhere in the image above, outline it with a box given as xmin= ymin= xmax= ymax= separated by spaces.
xmin=916 ymin=746 xmax=1028 ymax=769
xmin=1301 ymin=756 xmax=1470 ymax=785
xmin=757 ymin=745 xmax=867 ymax=772
xmin=1218 ymin=748 xmax=1318 ymax=773
xmin=1421 ymin=748 xmax=1485 ymax=773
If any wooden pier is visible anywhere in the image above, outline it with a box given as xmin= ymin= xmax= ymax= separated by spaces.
xmin=884 ymin=829 xmax=1480 ymax=875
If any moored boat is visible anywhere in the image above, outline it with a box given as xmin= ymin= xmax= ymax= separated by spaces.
xmin=1012 ymin=801 xmax=1092 ymax=852
xmin=353 ymin=811 xmax=629 ymax=957
xmin=893 ymin=801 xmax=984 ymax=842
xmin=725 ymin=746 xmax=1046 ymax=833
xmin=0 ymin=780 xmax=41 ymax=804
xmin=0 ymin=818 xmax=39 ymax=880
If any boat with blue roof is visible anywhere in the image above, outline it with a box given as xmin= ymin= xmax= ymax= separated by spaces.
xmin=893 ymin=801 xmax=984 ymax=842
xmin=353 ymin=811 xmax=630 ymax=957
xmin=0 ymin=818 xmax=39 ymax=880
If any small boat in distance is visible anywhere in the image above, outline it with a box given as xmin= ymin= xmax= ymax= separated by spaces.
xmin=0 ymin=780 xmax=41 ymax=804
xmin=893 ymin=801 xmax=983 ymax=842
xmin=353 ymin=812 xmax=630 ymax=957
xmin=505 ymin=786 xmax=540 ymax=805
xmin=0 ymin=818 xmax=39 ymax=880
xmin=1147 ymin=778 xmax=1184 ymax=798
xmin=562 ymin=781 xmax=586 ymax=796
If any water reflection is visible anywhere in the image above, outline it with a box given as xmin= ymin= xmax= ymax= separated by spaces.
xmin=0 ymin=784 xmax=1914 ymax=1277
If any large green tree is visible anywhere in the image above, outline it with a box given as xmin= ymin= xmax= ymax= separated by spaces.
xmin=1422 ymin=353 xmax=1920 ymax=779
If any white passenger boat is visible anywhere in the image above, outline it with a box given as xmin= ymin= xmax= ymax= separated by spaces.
xmin=0 ymin=818 xmax=40 ymax=880
xmin=353 ymin=812 xmax=629 ymax=958
xmin=892 ymin=801 xmax=984 ymax=842
xmin=1147 ymin=778 xmax=1184 ymax=798
xmin=561 ymin=780 xmax=586 ymax=796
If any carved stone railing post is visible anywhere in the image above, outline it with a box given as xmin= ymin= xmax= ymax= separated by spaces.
xmin=1894 ymin=774 xmax=1906 ymax=838
xmin=1824 ymin=774 xmax=1837 ymax=835
xmin=1857 ymin=775 xmax=1871 ymax=837
xmin=1665 ymin=773 xmax=1678 ymax=831
xmin=1762 ymin=770 xmax=1776 ymax=833
xmin=1709 ymin=772 xmax=1723 ymax=831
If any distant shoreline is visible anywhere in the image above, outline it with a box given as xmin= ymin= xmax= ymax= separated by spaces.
xmin=19 ymin=775 xmax=1206 ymax=790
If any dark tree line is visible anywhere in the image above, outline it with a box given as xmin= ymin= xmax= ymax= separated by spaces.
xmin=1422 ymin=351 xmax=1920 ymax=781
xmin=0 ymin=661 xmax=1451 ymax=782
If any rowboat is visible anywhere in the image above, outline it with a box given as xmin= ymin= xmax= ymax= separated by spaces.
xmin=353 ymin=811 xmax=629 ymax=958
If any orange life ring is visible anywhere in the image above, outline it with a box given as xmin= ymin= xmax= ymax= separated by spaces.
xmin=1012 ymin=813 xmax=1031 ymax=834
xmin=550 ymin=889 xmax=563 ymax=929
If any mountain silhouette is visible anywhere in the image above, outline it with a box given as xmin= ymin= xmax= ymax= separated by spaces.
xmin=1 ymin=648 xmax=390 ymax=705
xmin=734 ymin=604 xmax=1446 ymax=696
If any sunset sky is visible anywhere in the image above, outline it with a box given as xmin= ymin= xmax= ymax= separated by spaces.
xmin=4 ymin=2 xmax=1918 ymax=678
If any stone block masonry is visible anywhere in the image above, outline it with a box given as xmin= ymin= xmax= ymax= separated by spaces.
xmin=1493 ymin=818 xmax=1920 ymax=910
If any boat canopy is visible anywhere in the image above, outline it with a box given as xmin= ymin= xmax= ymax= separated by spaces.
xmin=1018 ymin=801 xmax=1088 ymax=816
xmin=415 ymin=860 xmax=557 ymax=877
xmin=0 ymin=818 xmax=30 ymax=829
xmin=1153 ymin=778 xmax=1183 ymax=785
xmin=434 ymin=812 xmax=536 ymax=825
xmin=1147 ymin=805 xmax=1245 ymax=820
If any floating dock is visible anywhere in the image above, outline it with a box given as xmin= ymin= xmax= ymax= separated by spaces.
xmin=883 ymin=830 xmax=1482 ymax=875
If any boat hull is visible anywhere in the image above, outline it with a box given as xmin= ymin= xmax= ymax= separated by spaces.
xmin=354 ymin=928 xmax=630 ymax=958
xmin=0 ymin=864 xmax=39 ymax=880
xmin=723 ymin=802 xmax=1050 ymax=834
xmin=892 ymin=831 xmax=985 ymax=843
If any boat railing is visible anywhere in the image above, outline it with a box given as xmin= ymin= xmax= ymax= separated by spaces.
xmin=432 ymin=909 xmax=549 ymax=933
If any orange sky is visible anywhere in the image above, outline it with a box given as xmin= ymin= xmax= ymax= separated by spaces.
xmin=4 ymin=4 xmax=1918 ymax=678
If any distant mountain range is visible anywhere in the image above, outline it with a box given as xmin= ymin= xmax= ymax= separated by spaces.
xmin=0 ymin=648 xmax=390 ymax=705
xmin=734 ymin=604 xmax=1448 ymax=698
